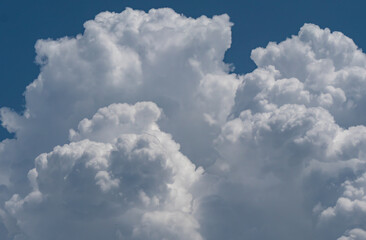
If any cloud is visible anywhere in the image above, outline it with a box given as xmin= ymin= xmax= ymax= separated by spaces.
xmin=1 ymin=7 xmax=366 ymax=240
xmin=0 ymin=8 xmax=234 ymax=240
xmin=338 ymin=229 xmax=366 ymax=240
xmin=196 ymin=23 xmax=366 ymax=240
xmin=319 ymin=172 xmax=366 ymax=237
xmin=4 ymin=102 xmax=203 ymax=240
xmin=238 ymin=24 xmax=366 ymax=128
xmin=0 ymin=8 xmax=239 ymax=189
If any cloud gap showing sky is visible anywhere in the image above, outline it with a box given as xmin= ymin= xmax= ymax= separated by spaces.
xmin=1 ymin=7 xmax=366 ymax=240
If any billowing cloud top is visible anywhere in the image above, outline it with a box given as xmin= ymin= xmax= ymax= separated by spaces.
xmin=0 ymin=7 xmax=366 ymax=240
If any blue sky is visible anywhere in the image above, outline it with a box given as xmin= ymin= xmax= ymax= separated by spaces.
xmin=2 ymin=1 xmax=366 ymax=239
xmin=1 ymin=0 xmax=366 ymax=139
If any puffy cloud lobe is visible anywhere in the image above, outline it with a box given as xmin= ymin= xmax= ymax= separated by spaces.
xmin=338 ymin=229 xmax=366 ymax=240
xmin=4 ymin=102 xmax=203 ymax=240
xmin=199 ymin=105 xmax=335 ymax=239
xmin=203 ymin=106 xmax=366 ymax=239
xmin=234 ymin=24 xmax=366 ymax=128
xmin=69 ymin=102 xmax=162 ymax=143
xmin=319 ymin=172 xmax=366 ymax=237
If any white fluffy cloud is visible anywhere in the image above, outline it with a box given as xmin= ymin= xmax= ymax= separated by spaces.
xmin=199 ymin=23 xmax=366 ymax=240
xmin=4 ymin=102 xmax=203 ymax=240
xmin=234 ymin=24 xmax=366 ymax=128
xmin=0 ymin=8 xmax=236 ymax=240
xmin=0 ymin=8 xmax=239 ymax=187
xmin=1 ymin=7 xmax=366 ymax=240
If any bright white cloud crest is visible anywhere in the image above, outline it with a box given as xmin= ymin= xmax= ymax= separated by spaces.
xmin=0 ymin=7 xmax=366 ymax=240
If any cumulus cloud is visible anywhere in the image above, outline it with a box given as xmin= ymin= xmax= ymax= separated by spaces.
xmin=0 ymin=8 xmax=235 ymax=239
xmin=0 ymin=8 xmax=239 ymax=188
xmin=1 ymin=7 xmax=366 ymax=240
xmin=198 ymin=23 xmax=366 ymax=240
xmin=339 ymin=229 xmax=366 ymax=240
xmin=235 ymin=24 xmax=366 ymax=128
xmin=4 ymin=102 xmax=203 ymax=240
